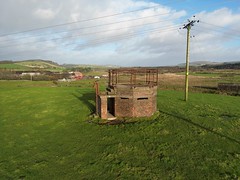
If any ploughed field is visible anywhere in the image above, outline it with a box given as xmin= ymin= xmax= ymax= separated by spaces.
xmin=0 ymin=80 xmax=239 ymax=179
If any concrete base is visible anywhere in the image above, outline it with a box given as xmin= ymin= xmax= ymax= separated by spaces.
xmin=107 ymin=113 xmax=117 ymax=120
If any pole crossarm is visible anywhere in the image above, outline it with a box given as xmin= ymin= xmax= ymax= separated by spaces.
xmin=183 ymin=20 xmax=199 ymax=29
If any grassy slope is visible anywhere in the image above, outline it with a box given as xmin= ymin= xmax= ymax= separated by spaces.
xmin=16 ymin=61 xmax=64 ymax=71
xmin=16 ymin=61 xmax=58 ymax=67
xmin=0 ymin=63 xmax=30 ymax=70
xmin=0 ymin=60 xmax=64 ymax=72
xmin=0 ymin=80 xmax=239 ymax=179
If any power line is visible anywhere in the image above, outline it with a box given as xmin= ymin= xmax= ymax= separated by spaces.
xmin=200 ymin=21 xmax=240 ymax=34
xmin=0 ymin=0 xmax=237 ymax=39
xmin=0 ymin=25 xmax=179 ymax=48
xmin=0 ymin=0 xmax=183 ymax=37
xmin=0 ymin=22 xmax=180 ymax=49
xmin=3 ymin=1 xmax=235 ymax=46
xmin=1 ymin=0 xmax=238 ymax=61
xmin=0 ymin=14 xmax=181 ymax=44
xmin=193 ymin=27 xmax=240 ymax=40
xmin=69 ymin=26 xmax=179 ymax=49
xmin=62 ymin=28 xmax=178 ymax=51
xmin=0 ymin=26 xmax=179 ymax=57
xmin=1 ymin=0 xmax=236 ymax=38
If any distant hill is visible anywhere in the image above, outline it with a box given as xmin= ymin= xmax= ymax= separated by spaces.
xmin=202 ymin=61 xmax=240 ymax=69
xmin=0 ymin=59 xmax=119 ymax=72
xmin=16 ymin=59 xmax=62 ymax=69
xmin=0 ymin=59 xmax=64 ymax=72
xmin=62 ymin=63 xmax=119 ymax=69
xmin=178 ymin=61 xmax=221 ymax=67
xmin=178 ymin=61 xmax=240 ymax=69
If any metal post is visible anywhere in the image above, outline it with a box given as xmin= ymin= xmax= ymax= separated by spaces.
xmin=108 ymin=70 xmax=111 ymax=86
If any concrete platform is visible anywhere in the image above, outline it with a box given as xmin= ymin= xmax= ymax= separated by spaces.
xmin=107 ymin=112 xmax=117 ymax=120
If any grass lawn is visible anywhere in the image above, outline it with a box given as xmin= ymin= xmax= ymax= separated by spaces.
xmin=0 ymin=80 xmax=239 ymax=179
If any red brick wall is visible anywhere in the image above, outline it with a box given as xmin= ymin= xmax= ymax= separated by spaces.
xmin=115 ymin=86 xmax=157 ymax=118
xmin=99 ymin=95 xmax=107 ymax=119
xmin=115 ymin=97 xmax=133 ymax=117
xmin=133 ymin=96 xmax=156 ymax=117
xmin=99 ymin=86 xmax=157 ymax=119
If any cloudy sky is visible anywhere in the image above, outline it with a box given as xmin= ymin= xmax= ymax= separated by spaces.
xmin=0 ymin=0 xmax=239 ymax=66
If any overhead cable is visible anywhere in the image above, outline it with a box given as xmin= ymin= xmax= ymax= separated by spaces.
xmin=0 ymin=0 xmax=183 ymax=37
xmin=0 ymin=15 xmax=182 ymax=44
xmin=0 ymin=23 xmax=180 ymax=49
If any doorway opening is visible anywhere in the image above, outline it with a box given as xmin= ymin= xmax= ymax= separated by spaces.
xmin=107 ymin=98 xmax=116 ymax=120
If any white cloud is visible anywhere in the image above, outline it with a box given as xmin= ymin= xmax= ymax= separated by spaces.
xmin=0 ymin=0 xmax=239 ymax=66
xmin=197 ymin=8 xmax=240 ymax=27
xmin=34 ymin=8 xmax=56 ymax=20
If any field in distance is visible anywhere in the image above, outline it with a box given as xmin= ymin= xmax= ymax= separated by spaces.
xmin=0 ymin=59 xmax=64 ymax=72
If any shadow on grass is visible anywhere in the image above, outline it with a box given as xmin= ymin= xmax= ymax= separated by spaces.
xmin=159 ymin=110 xmax=240 ymax=145
xmin=72 ymin=91 xmax=95 ymax=114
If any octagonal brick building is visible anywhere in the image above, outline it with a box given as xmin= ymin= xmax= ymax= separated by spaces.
xmin=96 ymin=68 xmax=158 ymax=120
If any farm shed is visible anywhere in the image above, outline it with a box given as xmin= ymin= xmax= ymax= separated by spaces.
xmin=96 ymin=68 xmax=158 ymax=120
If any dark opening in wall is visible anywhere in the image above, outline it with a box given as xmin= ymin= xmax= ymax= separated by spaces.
xmin=121 ymin=97 xmax=129 ymax=99
xmin=137 ymin=97 xmax=148 ymax=100
xmin=107 ymin=98 xmax=115 ymax=116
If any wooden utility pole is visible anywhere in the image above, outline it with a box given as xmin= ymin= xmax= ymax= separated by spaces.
xmin=184 ymin=25 xmax=191 ymax=101
xmin=182 ymin=19 xmax=199 ymax=101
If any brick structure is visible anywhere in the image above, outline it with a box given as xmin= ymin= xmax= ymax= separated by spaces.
xmin=96 ymin=68 xmax=158 ymax=120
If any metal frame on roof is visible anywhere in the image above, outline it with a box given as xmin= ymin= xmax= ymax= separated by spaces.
xmin=108 ymin=68 xmax=158 ymax=87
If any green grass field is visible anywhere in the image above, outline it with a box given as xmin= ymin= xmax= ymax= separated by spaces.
xmin=0 ymin=63 xmax=30 ymax=70
xmin=0 ymin=60 xmax=65 ymax=72
xmin=0 ymin=80 xmax=239 ymax=179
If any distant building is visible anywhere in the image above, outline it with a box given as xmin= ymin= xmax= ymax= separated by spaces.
xmin=101 ymin=74 xmax=108 ymax=78
xmin=70 ymin=71 xmax=83 ymax=80
xmin=21 ymin=72 xmax=41 ymax=76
